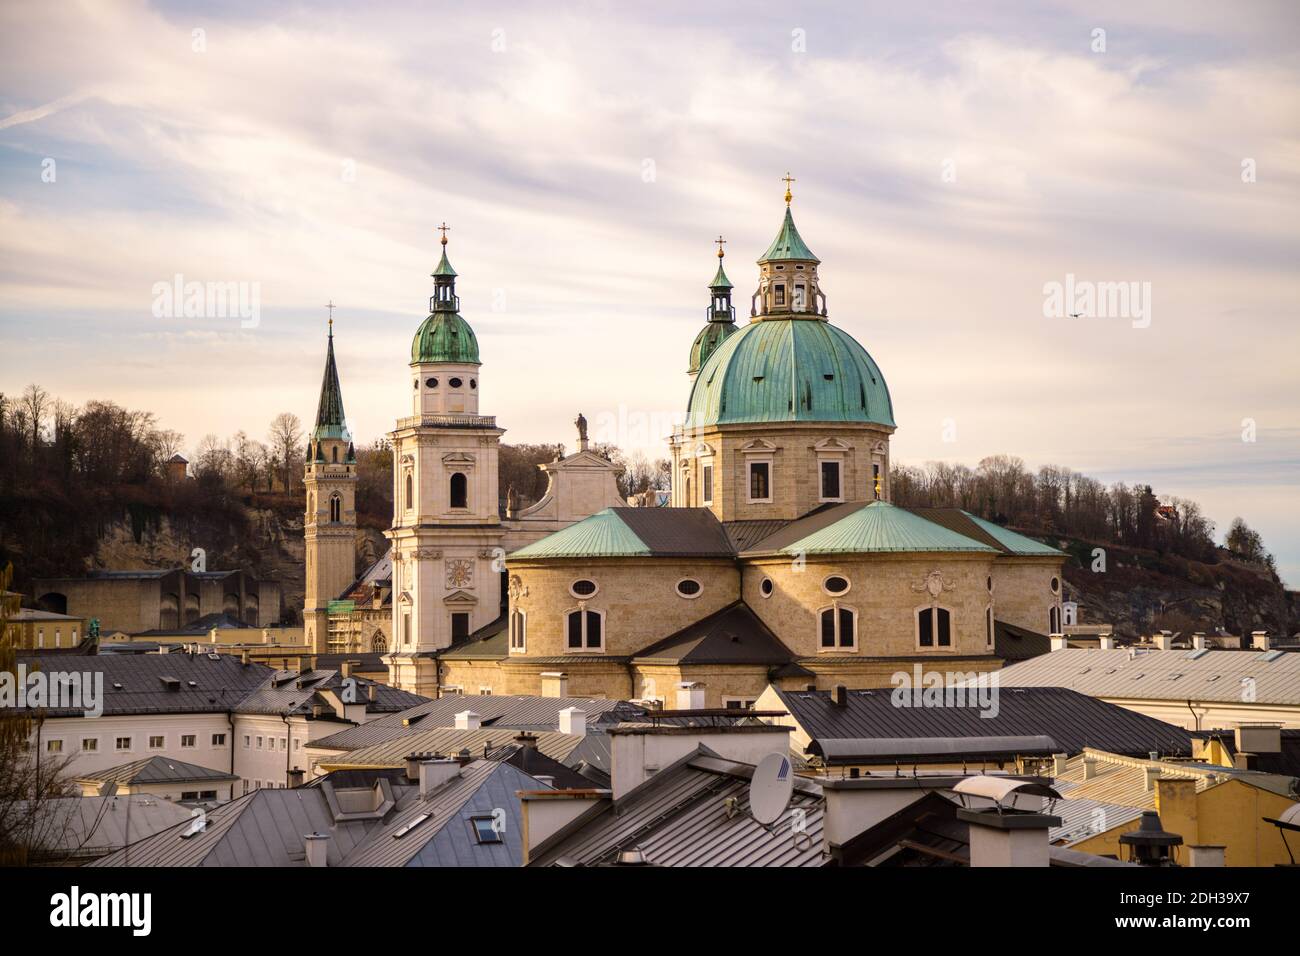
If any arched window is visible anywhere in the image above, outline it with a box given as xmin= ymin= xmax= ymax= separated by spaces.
xmin=405 ymin=473 xmax=413 ymax=510
xmin=509 ymin=610 xmax=526 ymax=652
xmin=818 ymin=606 xmax=857 ymax=650
xmin=371 ymin=631 xmax=387 ymax=654
xmin=917 ymin=606 xmax=952 ymax=648
xmin=329 ymin=493 xmax=341 ymax=523
xmin=566 ymin=609 xmax=604 ymax=651
xmin=986 ymin=606 xmax=994 ymax=647
xmin=450 ymin=472 xmax=468 ymax=509
xmin=1049 ymin=605 xmax=1061 ymax=633
xmin=331 ymin=445 xmax=338 ymax=463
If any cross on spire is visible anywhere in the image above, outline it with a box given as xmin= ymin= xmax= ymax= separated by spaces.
xmin=437 ymin=222 xmax=451 ymax=245
xmin=715 ymin=234 xmax=727 ymax=258
xmin=782 ymin=172 xmax=796 ymax=205
xmin=325 ymin=299 xmax=336 ymax=333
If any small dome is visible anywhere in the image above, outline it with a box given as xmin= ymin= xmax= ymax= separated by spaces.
xmin=411 ymin=311 xmax=479 ymax=365
xmin=686 ymin=318 xmax=894 ymax=428
xmin=688 ymin=321 xmax=738 ymax=375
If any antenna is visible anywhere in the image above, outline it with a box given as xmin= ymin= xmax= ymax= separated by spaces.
xmin=748 ymin=752 xmax=794 ymax=825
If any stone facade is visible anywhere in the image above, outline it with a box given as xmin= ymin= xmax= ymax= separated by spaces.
xmin=989 ymin=556 xmax=1064 ymax=635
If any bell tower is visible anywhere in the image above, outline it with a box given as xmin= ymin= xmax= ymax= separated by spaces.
xmin=385 ymin=227 xmax=506 ymax=695
xmin=303 ymin=307 xmax=357 ymax=653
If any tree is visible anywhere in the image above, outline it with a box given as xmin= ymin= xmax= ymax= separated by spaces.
xmin=20 ymin=384 xmax=49 ymax=450
xmin=1226 ymin=517 xmax=1267 ymax=564
xmin=268 ymin=413 xmax=304 ymax=492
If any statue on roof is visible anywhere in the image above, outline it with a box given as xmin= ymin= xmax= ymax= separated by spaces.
xmin=574 ymin=412 xmax=588 ymax=443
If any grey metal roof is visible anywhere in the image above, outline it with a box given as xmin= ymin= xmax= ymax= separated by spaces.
xmin=234 ymin=668 xmax=428 ymax=716
xmin=993 ymin=648 xmax=1300 ymax=705
xmin=811 ymin=735 xmax=1058 ymax=764
xmin=14 ymin=653 xmax=273 ymax=717
xmin=611 ymin=507 xmax=735 ymax=556
xmin=314 ymin=728 xmax=586 ymax=770
xmin=17 ymin=795 xmax=193 ymax=862
xmin=995 ymin=619 xmax=1051 ymax=662
xmin=771 ymin=686 xmax=1196 ymax=758
xmin=78 ymin=756 xmax=238 ymax=787
xmin=529 ymin=747 xmax=828 ymax=867
xmin=308 ymin=694 xmax=643 ymax=751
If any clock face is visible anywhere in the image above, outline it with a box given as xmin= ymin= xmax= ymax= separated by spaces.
xmin=445 ymin=559 xmax=474 ymax=589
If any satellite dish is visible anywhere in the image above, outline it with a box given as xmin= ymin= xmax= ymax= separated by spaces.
xmin=748 ymin=752 xmax=794 ymax=825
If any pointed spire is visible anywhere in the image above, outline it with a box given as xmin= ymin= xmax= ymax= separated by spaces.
xmin=759 ymin=206 xmax=819 ymax=263
xmin=429 ymin=222 xmax=460 ymax=310
xmin=710 ymin=234 xmax=732 ymax=290
xmin=312 ymin=309 xmax=351 ymax=442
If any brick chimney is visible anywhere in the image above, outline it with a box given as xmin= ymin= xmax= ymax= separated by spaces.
xmin=304 ymin=832 xmax=329 ymax=867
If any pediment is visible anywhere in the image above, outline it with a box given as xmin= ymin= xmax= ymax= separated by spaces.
xmin=442 ymin=589 xmax=478 ymax=605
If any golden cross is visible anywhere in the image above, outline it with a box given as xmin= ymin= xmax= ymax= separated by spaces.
xmin=325 ymin=299 xmax=336 ymax=331
xmin=782 ymin=172 xmax=796 ymax=205
xmin=437 ymin=221 xmax=451 ymax=245
xmin=715 ymin=235 xmax=727 ymax=258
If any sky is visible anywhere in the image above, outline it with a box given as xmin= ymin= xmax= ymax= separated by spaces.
xmin=0 ymin=1 xmax=1297 ymax=584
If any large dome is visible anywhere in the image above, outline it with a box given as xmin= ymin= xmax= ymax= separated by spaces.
xmin=685 ymin=317 xmax=894 ymax=428
xmin=410 ymin=311 xmax=479 ymax=365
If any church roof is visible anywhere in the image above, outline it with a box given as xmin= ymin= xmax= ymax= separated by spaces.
xmin=907 ymin=509 xmax=1064 ymax=556
xmin=685 ymin=317 xmax=894 ymax=428
xmin=632 ymin=602 xmax=795 ymax=666
xmin=509 ymin=508 xmax=733 ymax=560
xmin=760 ymin=206 xmax=819 ymax=262
xmin=750 ymin=501 xmax=1000 ymax=556
xmin=313 ymin=327 xmax=351 ymax=442
xmin=688 ymin=319 xmax=738 ymax=374
xmin=411 ymin=311 xmax=480 ymax=364
xmin=709 ymin=258 xmax=733 ymax=289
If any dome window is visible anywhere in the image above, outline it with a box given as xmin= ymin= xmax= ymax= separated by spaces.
xmin=570 ymin=579 xmax=598 ymax=598
xmin=987 ymin=576 xmax=994 ymax=592
xmin=823 ymin=575 xmax=851 ymax=596
xmin=675 ymin=579 xmax=702 ymax=599
xmin=426 ymin=377 xmax=438 ymax=388
xmin=413 ymin=380 xmax=419 ymax=390
xmin=760 ymin=578 xmax=774 ymax=598
xmin=1051 ymin=577 xmax=1061 ymax=594
xmin=470 ymin=379 xmax=477 ymax=389
xmin=449 ymin=377 xmax=463 ymax=388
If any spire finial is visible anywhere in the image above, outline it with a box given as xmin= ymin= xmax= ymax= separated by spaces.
xmin=715 ymin=234 xmax=726 ymax=259
xmin=437 ymin=221 xmax=451 ymax=246
xmin=782 ymin=172 xmax=796 ymax=205
xmin=325 ymin=299 xmax=336 ymax=334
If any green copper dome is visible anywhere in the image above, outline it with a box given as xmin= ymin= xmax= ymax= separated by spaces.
xmin=760 ymin=207 xmax=819 ymax=262
xmin=688 ymin=320 xmax=738 ymax=375
xmin=411 ymin=311 xmax=480 ymax=365
xmin=685 ymin=318 xmax=894 ymax=428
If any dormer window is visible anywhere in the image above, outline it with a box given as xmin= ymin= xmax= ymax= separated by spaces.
xmin=774 ymin=285 xmax=786 ymax=306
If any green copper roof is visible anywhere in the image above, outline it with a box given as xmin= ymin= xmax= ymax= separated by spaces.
xmin=962 ymin=512 xmax=1065 ymax=556
xmin=432 ymin=247 xmax=457 ymax=277
xmin=312 ymin=330 xmax=352 ymax=442
xmin=781 ymin=501 xmax=1000 ymax=556
xmin=685 ymin=318 xmax=894 ymax=428
xmin=710 ymin=259 xmax=733 ymax=289
xmin=760 ymin=207 xmax=819 ymax=262
xmin=411 ymin=311 xmax=480 ymax=365
xmin=688 ymin=319 xmax=738 ymax=374
xmin=509 ymin=509 xmax=650 ymax=559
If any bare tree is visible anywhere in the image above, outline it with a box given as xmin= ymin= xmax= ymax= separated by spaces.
xmin=20 ymin=384 xmax=48 ymax=450
xmin=268 ymin=412 xmax=304 ymax=492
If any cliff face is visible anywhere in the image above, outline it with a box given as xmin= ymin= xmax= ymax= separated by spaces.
xmin=1058 ymin=537 xmax=1296 ymax=641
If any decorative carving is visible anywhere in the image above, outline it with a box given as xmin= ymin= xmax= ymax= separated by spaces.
xmin=507 ymin=574 xmax=528 ymax=602
xmin=445 ymin=558 xmax=474 ymax=589
xmin=911 ymin=570 xmax=955 ymax=599
xmin=412 ymin=548 xmax=442 ymax=560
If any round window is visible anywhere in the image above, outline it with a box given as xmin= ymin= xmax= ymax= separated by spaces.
xmin=449 ymin=377 xmax=463 ymax=388
xmin=675 ymin=579 xmax=702 ymax=599
xmin=823 ymin=575 xmax=850 ymax=596
xmin=760 ymin=578 xmax=774 ymax=598
xmin=570 ymin=579 xmax=598 ymax=598
xmin=1051 ymin=577 xmax=1060 ymax=593
xmin=425 ymin=377 xmax=438 ymax=388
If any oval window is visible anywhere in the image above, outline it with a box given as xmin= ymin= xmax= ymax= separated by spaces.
xmin=470 ymin=378 xmax=477 ymax=389
xmin=823 ymin=575 xmax=850 ymax=596
xmin=1051 ymin=577 xmax=1060 ymax=593
xmin=425 ymin=377 xmax=438 ymax=388
xmin=676 ymin=579 xmax=702 ymax=599
xmin=412 ymin=380 xmax=419 ymax=390
xmin=449 ymin=377 xmax=463 ymax=388
xmin=760 ymin=578 xmax=774 ymax=598
xmin=987 ymin=576 xmax=993 ymax=592
xmin=570 ymin=579 xmax=598 ymax=598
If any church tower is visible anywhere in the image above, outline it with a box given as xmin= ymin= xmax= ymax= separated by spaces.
xmin=385 ymin=227 xmax=506 ymax=695
xmin=303 ymin=312 xmax=358 ymax=653
xmin=687 ymin=237 xmax=738 ymax=380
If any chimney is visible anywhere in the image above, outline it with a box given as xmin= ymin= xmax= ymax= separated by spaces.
xmin=1187 ymin=844 xmax=1226 ymax=867
xmin=1099 ymin=633 xmax=1115 ymax=650
xmin=287 ymin=768 xmax=305 ymax=788
xmin=957 ymin=808 xmax=1061 ymax=867
xmin=832 ymin=685 xmax=849 ymax=708
xmin=1052 ymin=753 xmax=1068 ymax=776
xmin=340 ymin=660 xmax=353 ymax=679
xmin=303 ymin=833 xmax=329 ymax=868
xmin=404 ymin=753 xmax=424 ymax=782
xmin=675 ymin=681 xmax=706 ymax=710
xmin=1251 ymin=630 xmax=1269 ymax=651
xmin=311 ymin=703 xmax=322 ymax=719
xmin=1153 ymin=630 xmax=1172 ymax=651
xmin=558 ymin=706 xmax=586 ymax=736
xmin=454 ymin=710 xmax=481 ymax=730
xmin=1119 ymin=811 xmax=1182 ymax=866
xmin=299 ymin=655 xmax=311 ymax=675
xmin=540 ymin=671 xmax=568 ymax=698
xmin=1082 ymin=754 xmax=1099 ymax=780
xmin=418 ymin=758 xmax=462 ymax=797
xmin=240 ymin=649 xmax=250 ymax=666
xmin=515 ymin=732 xmax=539 ymax=750
xmin=1144 ymin=764 xmax=1162 ymax=792
xmin=1049 ymin=633 xmax=1068 ymax=652
xmin=1192 ymin=632 xmax=1206 ymax=650
xmin=367 ymin=683 xmax=377 ymax=703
